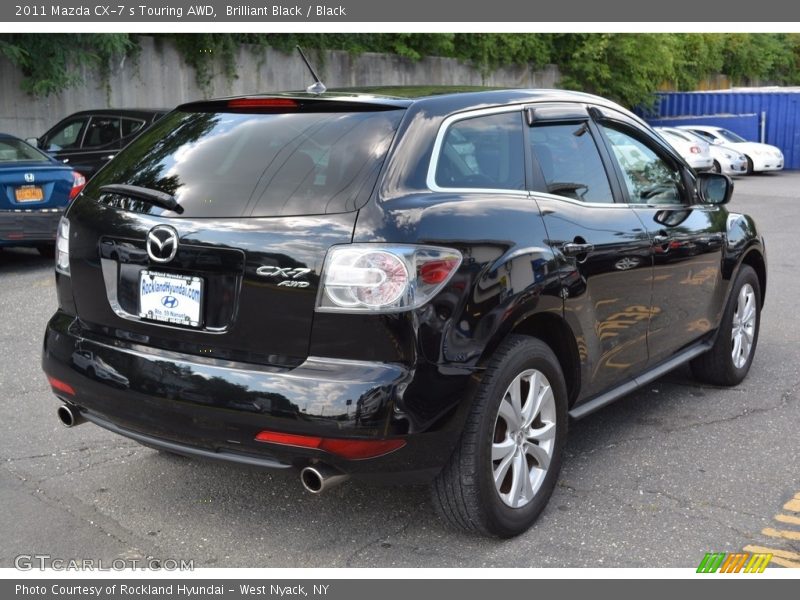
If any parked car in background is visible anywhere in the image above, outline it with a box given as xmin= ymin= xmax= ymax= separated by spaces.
xmin=655 ymin=127 xmax=714 ymax=171
xmin=666 ymin=127 xmax=748 ymax=176
xmin=28 ymin=109 xmax=168 ymax=179
xmin=677 ymin=125 xmax=783 ymax=174
xmin=0 ymin=133 xmax=85 ymax=255
xmin=43 ymin=88 xmax=766 ymax=537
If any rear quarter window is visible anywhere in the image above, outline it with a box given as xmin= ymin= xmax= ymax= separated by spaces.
xmin=85 ymin=109 xmax=403 ymax=218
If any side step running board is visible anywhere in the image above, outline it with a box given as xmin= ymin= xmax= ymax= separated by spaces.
xmin=568 ymin=340 xmax=713 ymax=420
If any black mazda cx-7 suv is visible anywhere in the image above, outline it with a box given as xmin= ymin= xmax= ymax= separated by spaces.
xmin=42 ymin=88 xmax=766 ymax=537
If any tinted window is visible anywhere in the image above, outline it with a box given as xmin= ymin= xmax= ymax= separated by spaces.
xmin=435 ymin=112 xmax=524 ymax=190
xmin=530 ymin=122 xmax=613 ymax=203
xmin=121 ymin=118 xmax=146 ymax=137
xmin=45 ymin=117 xmax=88 ymax=151
xmin=84 ymin=117 xmax=122 ymax=148
xmin=0 ymin=138 xmax=50 ymax=163
xmin=85 ymin=109 xmax=403 ymax=218
xmin=717 ymin=129 xmax=747 ymax=143
xmin=601 ymin=125 xmax=684 ymax=205
xmin=690 ymin=130 xmax=716 ymax=143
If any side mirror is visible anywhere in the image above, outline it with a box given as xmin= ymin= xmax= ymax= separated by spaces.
xmin=697 ymin=172 xmax=733 ymax=205
xmin=25 ymin=137 xmax=39 ymax=148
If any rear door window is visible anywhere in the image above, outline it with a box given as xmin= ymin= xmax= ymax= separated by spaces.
xmin=121 ymin=118 xmax=146 ymax=138
xmin=434 ymin=111 xmax=525 ymax=191
xmin=83 ymin=117 xmax=122 ymax=148
xmin=529 ymin=122 xmax=614 ymax=203
xmin=85 ymin=109 xmax=404 ymax=218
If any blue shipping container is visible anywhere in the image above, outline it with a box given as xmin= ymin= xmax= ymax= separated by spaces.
xmin=638 ymin=91 xmax=800 ymax=170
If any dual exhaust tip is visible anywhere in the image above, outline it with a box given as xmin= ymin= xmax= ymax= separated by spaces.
xmin=57 ymin=404 xmax=348 ymax=494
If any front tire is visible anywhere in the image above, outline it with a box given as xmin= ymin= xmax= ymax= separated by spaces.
xmin=431 ymin=335 xmax=568 ymax=537
xmin=691 ymin=265 xmax=761 ymax=386
xmin=745 ymin=156 xmax=755 ymax=175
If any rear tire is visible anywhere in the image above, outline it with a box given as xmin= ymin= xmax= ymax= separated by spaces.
xmin=431 ymin=335 xmax=567 ymax=537
xmin=691 ymin=265 xmax=761 ymax=386
xmin=37 ymin=244 xmax=55 ymax=258
xmin=712 ymin=160 xmax=721 ymax=174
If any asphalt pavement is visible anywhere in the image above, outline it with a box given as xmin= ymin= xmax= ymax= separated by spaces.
xmin=1 ymin=172 xmax=798 ymax=568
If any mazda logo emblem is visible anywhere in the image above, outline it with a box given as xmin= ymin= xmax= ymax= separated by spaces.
xmin=146 ymin=225 xmax=179 ymax=263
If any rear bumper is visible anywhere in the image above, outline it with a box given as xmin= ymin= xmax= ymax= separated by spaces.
xmin=0 ymin=208 xmax=62 ymax=246
xmin=42 ymin=311 xmax=462 ymax=483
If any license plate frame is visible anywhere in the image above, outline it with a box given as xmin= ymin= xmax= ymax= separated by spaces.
xmin=138 ymin=270 xmax=204 ymax=328
xmin=15 ymin=185 xmax=44 ymax=202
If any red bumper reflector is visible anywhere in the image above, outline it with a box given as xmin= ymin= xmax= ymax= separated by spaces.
xmin=254 ymin=430 xmax=406 ymax=460
xmin=47 ymin=375 xmax=75 ymax=396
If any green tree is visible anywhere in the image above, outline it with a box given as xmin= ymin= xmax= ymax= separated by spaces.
xmin=0 ymin=33 xmax=134 ymax=96
xmin=552 ymin=33 xmax=681 ymax=107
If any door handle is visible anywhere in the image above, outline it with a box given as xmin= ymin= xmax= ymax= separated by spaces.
xmin=561 ymin=242 xmax=594 ymax=256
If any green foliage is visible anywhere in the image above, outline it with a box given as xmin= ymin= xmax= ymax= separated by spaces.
xmin=552 ymin=34 xmax=682 ymax=107
xmin=721 ymin=33 xmax=798 ymax=85
xmin=4 ymin=33 xmax=800 ymax=106
xmin=168 ymin=34 xmax=240 ymax=95
xmin=0 ymin=33 xmax=134 ymax=97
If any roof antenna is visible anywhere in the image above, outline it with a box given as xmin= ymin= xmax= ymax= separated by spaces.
xmin=296 ymin=46 xmax=327 ymax=95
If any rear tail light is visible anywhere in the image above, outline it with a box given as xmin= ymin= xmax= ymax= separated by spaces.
xmin=316 ymin=244 xmax=462 ymax=313
xmin=690 ymin=146 xmax=701 ymax=154
xmin=56 ymin=216 xmax=70 ymax=275
xmin=69 ymin=171 xmax=86 ymax=200
xmin=254 ymin=430 xmax=406 ymax=460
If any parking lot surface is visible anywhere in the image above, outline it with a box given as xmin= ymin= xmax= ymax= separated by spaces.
xmin=1 ymin=173 xmax=798 ymax=568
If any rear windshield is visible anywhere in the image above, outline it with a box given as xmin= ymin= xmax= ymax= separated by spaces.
xmin=0 ymin=138 xmax=50 ymax=163
xmin=85 ymin=108 xmax=403 ymax=218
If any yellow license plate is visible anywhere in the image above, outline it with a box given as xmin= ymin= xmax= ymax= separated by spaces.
xmin=15 ymin=185 xmax=44 ymax=202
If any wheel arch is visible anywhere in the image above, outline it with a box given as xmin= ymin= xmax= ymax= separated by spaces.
xmin=739 ymin=247 xmax=767 ymax=308
xmin=479 ymin=311 xmax=581 ymax=408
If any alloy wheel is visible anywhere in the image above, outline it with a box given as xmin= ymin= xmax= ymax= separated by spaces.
xmin=492 ymin=369 xmax=556 ymax=508
xmin=731 ymin=282 xmax=757 ymax=369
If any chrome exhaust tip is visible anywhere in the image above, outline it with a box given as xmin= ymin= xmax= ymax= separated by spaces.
xmin=300 ymin=465 xmax=349 ymax=494
xmin=57 ymin=404 xmax=85 ymax=428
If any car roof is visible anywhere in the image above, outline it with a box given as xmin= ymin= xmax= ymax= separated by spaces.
xmin=178 ymin=87 xmax=639 ymax=120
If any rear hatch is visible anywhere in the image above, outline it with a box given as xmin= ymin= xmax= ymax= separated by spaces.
xmin=66 ymin=97 xmax=405 ymax=367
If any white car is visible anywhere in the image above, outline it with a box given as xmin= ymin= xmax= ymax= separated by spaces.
xmin=655 ymin=127 xmax=714 ymax=172
xmin=660 ymin=127 xmax=747 ymax=176
xmin=677 ymin=125 xmax=783 ymax=174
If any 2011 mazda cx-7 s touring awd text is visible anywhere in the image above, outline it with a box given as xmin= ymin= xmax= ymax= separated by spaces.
xmin=43 ymin=88 xmax=766 ymax=537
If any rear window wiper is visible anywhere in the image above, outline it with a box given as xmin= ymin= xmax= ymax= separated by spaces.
xmin=100 ymin=184 xmax=182 ymax=213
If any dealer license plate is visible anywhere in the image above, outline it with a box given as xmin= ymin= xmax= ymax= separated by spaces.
xmin=139 ymin=270 xmax=203 ymax=328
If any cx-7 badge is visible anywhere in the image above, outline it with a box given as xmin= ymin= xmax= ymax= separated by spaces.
xmin=256 ymin=266 xmax=312 ymax=288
